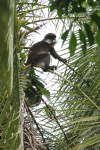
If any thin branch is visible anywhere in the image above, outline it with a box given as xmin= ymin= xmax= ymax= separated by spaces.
xmin=24 ymin=101 xmax=47 ymax=150
xmin=64 ymin=61 xmax=90 ymax=87
xmin=50 ymin=69 xmax=100 ymax=110
xmin=28 ymin=106 xmax=50 ymax=150
xmin=30 ymin=87 xmax=73 ymax=149
xmin=17 ymin=3 xmax=47 ymax=7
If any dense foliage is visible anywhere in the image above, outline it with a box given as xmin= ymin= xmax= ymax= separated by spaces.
xmin=0 ymin=0 xmax=100 ymax=149
xmin=50 ymin=0 xmax=100 ymax=56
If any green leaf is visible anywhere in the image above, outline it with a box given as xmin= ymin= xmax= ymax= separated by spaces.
xmin=44 ymin=105 xmax=55 ymax=119
xmin=71 ymin=1 xmax=85 ymax=13
xmin=84 ymin=23 xmax=94 ymax=46
xmin=61 ymin=30 xmax=69 ymax=41
xmin=41 ymin=88 xmax=50 ymax=96
xmin=79 ymin=29 xmax=86 ymax=43
xmin=89 ymin=2 xmax=97 ymax=7
xmin=91 ymin=13 xmax=100 ymax=30
xmin=61 ymin=30 xmax=69 ymax=46
xmin=77 ymin=0 xmax=85 ymax=5
xmin=71 ymin=7 xmax=85 ymax=13
xmin=79 ymin=29 xmax=86 ymax=54
xmin=96 ymin=31 xmax=100 ymax=46
xmin=50 ymin=1 xmax=56 ymax=12
xmin=69 ymin=33 xmax=77 ymax=56
xmin=56 ymin=0 xmax=62 ymax=7
xmin=57 ymin=7 xmax=63 ymax=18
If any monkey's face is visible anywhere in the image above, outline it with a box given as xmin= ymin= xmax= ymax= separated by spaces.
xmin=44 ymin=33 xmax=57 ymax=47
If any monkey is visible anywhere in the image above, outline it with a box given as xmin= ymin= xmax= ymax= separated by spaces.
xmin=25 ymin=33 xmax=66 ymax=74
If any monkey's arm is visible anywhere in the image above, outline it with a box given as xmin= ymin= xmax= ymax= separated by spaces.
xmin=50 ymin=47 xmax=66 ymax=63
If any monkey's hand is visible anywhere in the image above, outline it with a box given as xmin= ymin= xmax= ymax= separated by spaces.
xmin=62 ymin=59 xmax=67 ymax=64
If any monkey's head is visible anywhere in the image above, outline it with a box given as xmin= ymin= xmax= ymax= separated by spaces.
xmin=44 ymin=33 xmax=57 ymax=47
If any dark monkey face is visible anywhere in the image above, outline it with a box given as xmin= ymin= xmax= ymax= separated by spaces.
xmin=44 ymin=33 xmax=57 ymax=47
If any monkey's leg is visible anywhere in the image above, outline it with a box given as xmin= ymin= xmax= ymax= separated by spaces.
xmin=42 ymin=54 xmax=57 ymax=71
xmin=35 ymin=54 xmax=57 ymax=71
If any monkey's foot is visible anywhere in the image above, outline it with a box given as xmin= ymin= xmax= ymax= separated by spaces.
xmin=50 ymin=65 xmax=57 ymax=71
xmin=43 ymin=65 xmax=57 ymax=72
